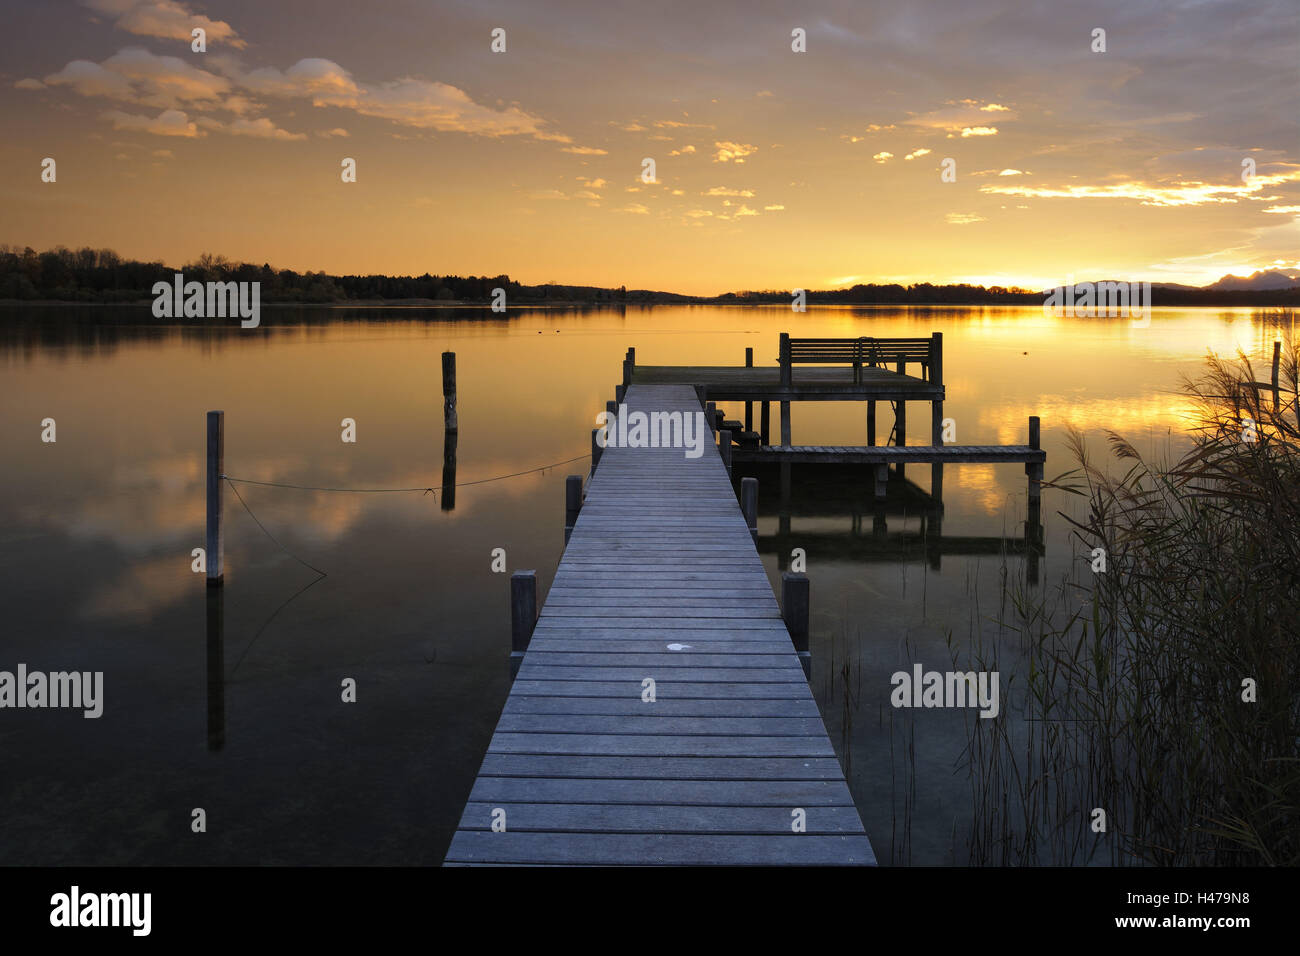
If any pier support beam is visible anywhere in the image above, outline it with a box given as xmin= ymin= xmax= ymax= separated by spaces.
xmin=510 ymin=570 xmax=538 ymax=677
xmin=744 ymin=347 xmax=754 ymax=433
xmin=741 ymin=477 xmax=758 ymax=540
xmin=1026 ymin=415 xmax=1042 ymax=503
xmin=206 ymin=410 xmax=224 ymax=587
xmin=780 ymin=401 xmax=791 ymax=446
xmin=591 ymin=427 xmax=602 ymax=473
xmin=782 ymin=572 xmax=811 ymax=678
xmin=779 ymin=462 xmax=792 ymax=540
xmin=565 ymin=475 xmax=582 ymax=544
xmin=867 ymin=400 xmax=876 ymax=446
xmin=719 ymin=429 xmax=732 ymax=476
xmin=706 ymin=401 xmax=717 ymax=436
xmin=761 ymin=402 xmax=771 ymax=446
xmin=874 ymin=463 xmax=888 ymax=499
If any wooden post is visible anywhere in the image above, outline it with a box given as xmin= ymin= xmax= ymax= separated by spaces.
xmin=511 ymin=570 xmax=537 ymax=655
xmin=874 ymin=463 xmax=888 ymax=499
xmin=744 ymin=347 xmax=754 ymax=433
xmin=1272 ymin=340 xmax=1281 ymax=409
xmin=706 ymin=402 xmax=717 ymax=436
xmin=591 ymin=427 xmax=602 ymax=471
xmin=779 ymin=333 xmax=792 ymax=386
xmin=895 ymin=398 xmax=906 ymax=480
xmin=565 ymin=475 xmax=582 ymax=544
xmin=442 ymin=351 xmax=458 ymax=433
xmin=741 ymin=477 xmax=758 ymax=539
xmin=615 ymin=384 xmax=626 ymax=404
xmin=782 ymin=572 xmax=810 ymax=677
xmin=719 ymin=429 xmax=732 ymax=475
xmin=867 ymin=400 xmax=876 ymax=446
xmin=780 ymin=401 xmax=791 ymax=446
xmin=206 ymin=410 xmax=223 ymax=587
xmin=931 ymin=332 xmax=944 ymax=449
xmin=1027 ymin=416 xmax=1043 ymax=502
xmin=761 ymin=402 xmax=771 ymax=445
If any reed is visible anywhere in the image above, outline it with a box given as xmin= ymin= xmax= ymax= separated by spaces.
xmin=958 ymin=339 xmax=1300 ymax=866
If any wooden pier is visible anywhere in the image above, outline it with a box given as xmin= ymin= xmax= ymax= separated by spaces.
xmin=444 ymin=383 xmax=875 ymax=866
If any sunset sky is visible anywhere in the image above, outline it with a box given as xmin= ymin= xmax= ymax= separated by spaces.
xmin=2 ymin=0 xmax=1297 ymax=295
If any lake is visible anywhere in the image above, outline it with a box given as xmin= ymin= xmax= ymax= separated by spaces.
xmin=0 ymin=304 xmax=1287 ymax=864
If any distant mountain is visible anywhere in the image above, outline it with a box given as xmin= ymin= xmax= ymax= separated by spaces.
xmin=1207 ymin=270 xmax=1300 ymax=291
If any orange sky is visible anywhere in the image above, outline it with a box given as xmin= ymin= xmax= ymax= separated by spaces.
xmin=2 ymin=0 xmax=1297 ymax=295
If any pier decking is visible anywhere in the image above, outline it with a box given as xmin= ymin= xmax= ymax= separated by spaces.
xmin=444 ymin=383 xmax=874 ymax=866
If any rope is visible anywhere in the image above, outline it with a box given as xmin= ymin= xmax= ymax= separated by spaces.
xmin=221 ymin=452 xmax=590 ymax=494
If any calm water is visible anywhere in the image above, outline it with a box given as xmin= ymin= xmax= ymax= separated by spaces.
xmin=0 ymin=304 xmax=1288 ymax=865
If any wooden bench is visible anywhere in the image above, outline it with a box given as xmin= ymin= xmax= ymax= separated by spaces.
xmin=779 ymin=333 xmax=942 ymax=385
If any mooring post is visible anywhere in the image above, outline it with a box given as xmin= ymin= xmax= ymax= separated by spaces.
xmin=782 ymin=571 xmax=811 ymax=678
xmin=706 ymin=402 xmax=717 ymax=436
xmin=930 ymin=332 xmax=944 ymax=496
xmin=867 ymin=400 xmax=876 ymax=446
xmin=615 ymin=384 xmax=626 ymax=404
xmin=1027 ymin=415 xmax=1043 ymax=502
xmin=779 ymin=332 xmax=791 ymax=386
xmin=1272 ymin=340 xmax=1282 ymax=409
xmin=206 ymin=410 xmax=224 ymax=587
xmin=761 ymin=401 xmax=771 ymax=446
xmin=442 ymin=351 xmax=458 ymax=433
xmin=895 ymin=358 xmax=907 ymax=480
xmin=510 ymin=570 xmax=538 ymax=674
xmin=565 ymin=475 xmax=582 ymax=544
xmin=719 ymin=428 xmax=732 ymax=475
xmin=591 ymin=427 xmax=602 ymax=473
xmin=741 ymin=477 xmax=758 ymax=540
xmin=745 ymin=347 xmax=754 ymax=433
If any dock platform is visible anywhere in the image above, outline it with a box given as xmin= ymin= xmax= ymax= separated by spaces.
xmin=444 ymin=383 xmax=874 ymax=866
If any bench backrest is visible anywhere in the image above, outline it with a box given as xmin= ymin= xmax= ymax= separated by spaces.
xmin=779 ymin=334 xmax=942 ymax=385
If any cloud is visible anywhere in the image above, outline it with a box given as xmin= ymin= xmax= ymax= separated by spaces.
xmin=704 ymin=186 xmax=754 ymax=197
xmin=685 ymin=209 xmax=713 ymax=218
xmin=763 ymin=204 xmax=785 ymax=211
xmin=574 ymin=190 xmax=601 ymax=200
xmin=713 ymin=141 xmax=756 ymax=163
xmin=561 ymin=145 xmax=608 ymax=155
xmin=1262 ymin=205 xmax=1300 ymax=214
xmin=222 ymin=116 xmax=306 ymax=140
xmin=960 ymin=126 xmax=998 ymax=137
xmin=317 ymin=127 xmax=349 ymax=138
xmin=44 ymin=47 xmax=230 ymax=108
xmin=945 ymin=213 xmax=986 ymax=224
xmin=612 ymin=121 xmax=646 ymax=132
xmin=669 ymin=145 xmax=696 ymax=156
xmin=656 ymin=119 xmax=713 ymax=129
xmin=84 ymin=0 xmax=245 ymax=48
xmin=102 ymin=107 xmax=200 ymax=136
xmin=527 ymin=189 xmax=568 ymax=200
xmin=907 ymin=101 xmax=1015 ymax=135
xmin=577 ymin=177 xmax=607 ymax=189
xmin=14 ymin=78 xmax=46 ymax=90
xmin=618 ymin=203 xmax=650 ymax=214
xmin=872 ymin=151 xmax=893 ymax=163
xmin=904 ymin=147 xmax=932 ymax=160
xmin=982 ymin=168 xmax=1300 ymax=207
xmin=998 ymin=168 xmax=1025 ymax=176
